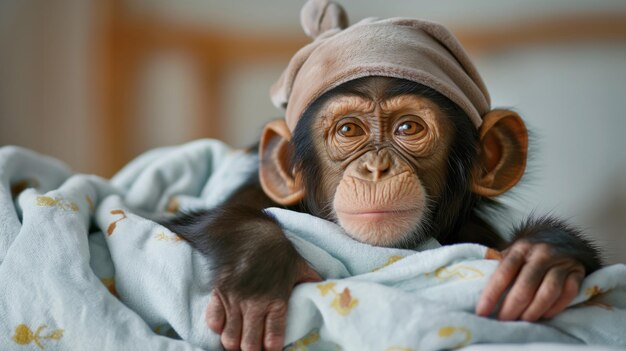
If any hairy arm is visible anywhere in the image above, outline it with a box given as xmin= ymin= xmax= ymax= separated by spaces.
xmin=476 ymin=215 xmax=602 ymax=321
xmin=162 ymin=183 xmax=319 ymax=351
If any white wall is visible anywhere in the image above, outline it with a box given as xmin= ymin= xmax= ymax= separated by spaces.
xmin=223 ymin=62 xmax=286 ymax=148
xmin=131 ymin=52 xmax=202 ymax=154
xmin=0 ymin=0 xmax=98 ymax=173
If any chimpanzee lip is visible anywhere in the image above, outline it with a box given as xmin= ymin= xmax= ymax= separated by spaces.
xmin=335 ymin=208 xmax=422 ymax=223
xmin=337 ymin=208 xmax=418 ymax=216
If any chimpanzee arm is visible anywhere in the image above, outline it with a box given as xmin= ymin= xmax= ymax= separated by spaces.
xmin=477 ymin=215 xmax=603 ymax=322
xmin=161 ymin=183 xmax=320 ymax=351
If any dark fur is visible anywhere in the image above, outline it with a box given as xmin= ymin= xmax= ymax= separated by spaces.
xmin=162 ymin=180 xmax=304 ymax=299
xmin=513 ymin=215 xmax=603 ymax=273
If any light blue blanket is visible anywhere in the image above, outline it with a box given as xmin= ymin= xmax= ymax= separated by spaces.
xmin=0 ymin=141 xmax=625 ymax=350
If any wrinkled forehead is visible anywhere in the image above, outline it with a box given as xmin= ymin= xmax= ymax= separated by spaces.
xmin=305 ymin=78 xmax=451 ymax=132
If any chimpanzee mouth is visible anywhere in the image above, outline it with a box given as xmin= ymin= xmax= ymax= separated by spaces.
xmin=334 ymin=206 xmax=425 ymax=247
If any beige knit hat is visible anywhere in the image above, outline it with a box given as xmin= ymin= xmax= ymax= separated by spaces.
xmin=270 ymin=0 xmax=491 ymax=130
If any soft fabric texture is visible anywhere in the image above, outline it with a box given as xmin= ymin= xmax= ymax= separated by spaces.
xmin=271 ymin=0 xmax=490 ymax=130
xmin=1 ymin=142 xmax=626 ymax=350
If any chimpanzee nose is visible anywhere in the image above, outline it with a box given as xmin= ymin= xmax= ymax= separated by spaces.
xmin=362 ymin=152 xmax=391 ymax=181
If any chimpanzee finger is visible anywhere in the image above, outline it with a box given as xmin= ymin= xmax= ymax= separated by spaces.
xmin=476 ymin=248 xmax=525 ymax=316
xmin=264 ymin=300 xmax=288 ymax=351
xmin=206 ymin=290 xmax=226 ymax=333
xmin=221 ymin=301 xmax=243 ymax=351
xmin=240 ymin=303 xmax=265 ymax=351
xmin=519 ymin=267 xmax=567 ymax=322
xmin=498 ymin=260 xmax=548 ymax=320
xmin=543 ymin=270 xmax=584 ymax=319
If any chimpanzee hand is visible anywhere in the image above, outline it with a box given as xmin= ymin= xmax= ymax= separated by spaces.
xmin=476 ymin=239 xmax=585 ymax=321
xmin=206 ymin=262 xmax=321 ymax=351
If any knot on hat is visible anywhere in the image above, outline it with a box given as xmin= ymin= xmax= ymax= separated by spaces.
xmin=301 ymin=0 xmax=349 ymax=39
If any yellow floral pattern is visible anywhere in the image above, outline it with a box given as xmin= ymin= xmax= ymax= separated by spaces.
xmin=12 ymin=324 xmax=64 ymax=349
xmin=426 ymin=265 xmax=484 ymax=281
xmin=166 ymin=197 xmax=180 ymax=213
xmin=318 ymin=282 xmax=336 ymax=296
xmin=586 ymin=285 xmax=603 ymax=298
xmin=372 ymin=255 xmax=404 ymax=271
xmin=582 ymin=300 xmax=613 ymax=311
xmin=101 ymin=277 xmax=118 ymax=297
xmin=154 ymin=232 xmax=184 ymax=243
xmin=285 ymin=328 xmax=321 ymax=350
xmin=36 ymin=196 xmax=79 ymax=212
xmin=85 ymin=195 xmax=95 ymax=212
xmin=154 ymin=324 xmax=179 ymax=338
xmin=438 ymin=326 xmax=472 ymax=349
xmin=317 ymin=282 xmax=359 ymax=316
xmin=107 ymin=209 xmax=128 ymax=236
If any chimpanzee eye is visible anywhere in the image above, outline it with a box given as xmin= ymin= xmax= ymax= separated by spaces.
xmin=395 ymin=121 xmax=423 ymax=136
xmin=337 ymin=122 xmax=365 ymax=137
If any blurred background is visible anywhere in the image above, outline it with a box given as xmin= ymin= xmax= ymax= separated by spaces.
xmin=1 ymin=0 xmax=625 ymax=263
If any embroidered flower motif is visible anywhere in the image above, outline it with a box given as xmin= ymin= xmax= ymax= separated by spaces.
xmin=426 ymin=265 xmax=484 ymax=281
xmin=285 ymin=328 xmax=321 ymax=350
xmin=85 ymin=195 xmax=95 ymax=212
xmin=582 ymin=300 xmax=613 ymax=311
xmin=317 ymin=282 xmax=336 ymax=296
xmin=107 ymin=209 xmax=128 ymax=235
xmin=154 ymin=232 xmax=184 ymax=242
xmin=372 ymin=255 xmax=404 ymax=271
xmin=331 ymin=287 xmax=358 ymax=316
xmin=36 ymin=196 xmax=79 ymax=212
xmin=438 ymin=326 xmax=472 ymax=348
xmin=12 ymin=324 xmax=64 ymax=349
xmin=317 ymin=282 xmax=359 ymax=316
xmin=585 ymin=285 xmax=602 ymax=298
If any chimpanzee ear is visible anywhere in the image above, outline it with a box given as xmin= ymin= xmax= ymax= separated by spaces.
xmin=258 ymin=119 xmax=305 ymax=206
xmin=471 ymin=109 xmax=528 ymax=197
